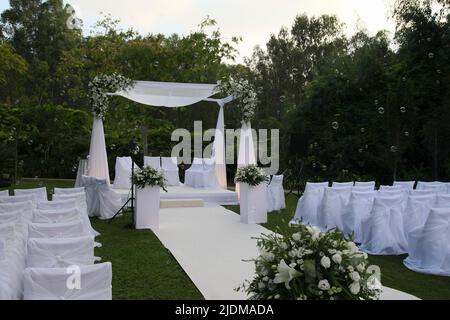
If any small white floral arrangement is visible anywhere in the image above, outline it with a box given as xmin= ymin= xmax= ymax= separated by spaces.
xmin=235 ymin=165 xmax=268 ymax=187
xmin=238 ymin=224 xmax=381 ymax=300
xmin=131 ymin=166 xmax=167 ymax=192
xmin=89 ymin=73 xmax=134 ymax=118
xmin=217 ymin=76 xmax=258 ymax=123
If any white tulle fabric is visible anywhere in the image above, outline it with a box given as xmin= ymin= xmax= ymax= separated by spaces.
xmin=28 ymin=221 xmax=85 ymax=239
xmin=161 ymin=157 xmax=181 ymax=186
xmin=185 ymin=158 xmax=219 ymax=188
xmin=81 ymin=175 xmax=123 ymax=220
xmin=144 ymin=156 xmax=161 ymax=171
xmin=113 ymin=157 xmax=139 ymax=190
xmin=14 ymin=187 xmax=47 ymax=202
xmin=393 ymin=181 xmax=416 ymax=191
xmin=354 ymin=181 xmax=375 ymax=189
xmin=267 ymin=175 xmax=286 ymax=212
xmin=23 ymin=262 xmax=112 ymax=300
xmin=26 ymin=236 xmax=96 ymax=268
xmin=403 ymin=194 xmax=436 ymax=238
xmin=360 ymin=195 xmax=407 ymax=255
xmin=316 ymin=187 xmax=352 ymax=231
xmin=293 ymin=182 xmax=329 ymax=225
xmin=404 ymin=208 xmax=450 ymax=276
xmin=342 ymin=191 xmax=377 ymax=243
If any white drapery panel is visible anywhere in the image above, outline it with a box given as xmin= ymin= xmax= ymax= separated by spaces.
xmin=236 ymin=122 xmax=257 ymax=197
xmin=212 ymin=104 xmax=227 ymax=189
xmin=111 ymin=81 xmax=219 ymax=108
xmin=88 ymin=116 xmax=110 ymax=184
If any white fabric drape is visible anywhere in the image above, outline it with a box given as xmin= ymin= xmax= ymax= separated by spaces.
xmin=212 ymin=104 xmax=227 ymax=189
xmin=88 ymin=116 xmax=110 ymax=184
xmin=236 ymin=122 xmax=257 ymax=197
xmin=111 ymin=81 xmax=219 ymax=108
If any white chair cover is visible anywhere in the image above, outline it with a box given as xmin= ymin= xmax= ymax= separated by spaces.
xmin=316 ymin=187 xmax=352 ymax=231
xmin=26 ymin=236 xmax=96 ymax=268
xmin=409 ymin=189 xmax=435 ymax=196
xmin=292 ymin=182 xmax=328 ymax=225
xmin=0 ymin=201 xmax=34 ymax=222
xmin=360 ymin=195 xmax=407 ymax=255
xmin=54 ymin=187 xmax=85 ymax=195
xmin=0 ymin=194 xmax=37 ymax=209
xmin=52 ymin=193 xmax=88 ymax=218
xmin=143 ymin=156 xmax=161 ymax=171
xmin=33 ymin=208 xmax=81 ymax=224
xmin=342 ymin=191 xmax=377 ymax=243
xmin=304 ymin=182 xmax=329 ymax=192
xmin=404 ymin=208 xmax=450 ymax=276
xmin=80 ymin=175 xmax=123 ymax=220
xmin=185 ymin=158 xmax=219 ymax=188
xmin=28 ymin=221 xmax=85 ymax=239
xmin=14 ymin=187 xmax=47 ymax=202
xmin=422 ymin=184 xmax=447 ymax=194
xmin=379 ymin=185 xmax=404 ymax=191
xmin=393 ymin=181 xmax=416 ymax=191
xmin=267 ymin=175 xmax=286 ymax=212
xmin=435 ymin=193 xmax=450 ymax=208
xmin=331 ymin=182 xmax=354 ymax=188
xmin=161 ymin=157 xmax=180 ymax=186
xmin=354 ymin=181 xmax=375 ymax=189
xmin=0 ymin=211 xmax=23 ymax=225
xmin=0 ymin=238 xmax=25 ymax=300
xmin=113 ymin=157 xmax=139 ymax=190
xmin=23 ymin=262 xmax=112 ymax=300
xmin=352 ymin=186 xmax=376 ymax=192
xmin=0 ymin=190 xmax=9 ymax=197
xmin=416 ymin=181 xmax=443 ymax=190
xmin=403 ymin=194 xmax=436 ymax=238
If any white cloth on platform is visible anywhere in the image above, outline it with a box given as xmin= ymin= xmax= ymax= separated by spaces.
xmin=316 ymin=187 xmax=352 ymax=231
xmin=360 ymin=195 xmax=407 ymax=255
xmin=14 ymin=187 xmax=47 ymax=202
xmin=161 ymin=157 xmax=180 ymax=186
xmin=26 ymin=236 xmax=96 ymax=268
xmin=267 ymin=175 xmax=285 ymax=212
xmin=81 ymin=175 xmax=122 ymax=220
xmin=185 ymin=158 xmax=218 ymax=189
xmin=144 ymin=156 xmax=161 ymax=171
xmin=293 ymin=182 xmax=328 ymax=225
xmin=403 ymin=194 xmax=436 ymax=238
xmin=23 ymin=262 xmax=112 ymax=300
xmin=394 ymin=181 xmax=416 ymax=191
xmin=342 ymin=191 xmax=377 ymax=243
xmin=113 ymin=157 xmax=139 ymax=190
xmin=404 ymin=208 xmax=450 ymax=276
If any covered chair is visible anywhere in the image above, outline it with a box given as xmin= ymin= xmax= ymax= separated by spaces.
xmin=33 ymin=208 xmax=81 ymax=224
xmin=144 ymin=156 xmax=161 ymax=171
xmin=354 ymin=181 xmax=375 ymax=189
xmin=81 ymin=175 xmax=123 ymax=221
xmin=360 ymin=195 xmax=407 ymax=255
xmin=435 ymin=193 xmax=450 ymax=208
xmin=28 ymin=221 xmax=86 ymax=239
xmin=0 ymin=190 xmax=9 ymax=197
xmin=161 ymin=157 xmax=181 ymax=186
xmin=403 ymin=194 xmax=436 ymax=238
xmin=54 ymin=187 xmax=85 ymax=195
xmin=23 ymin=262 xmax=112 ymax=300
xmin=416 ymin=181 xmax=444 ymax=190
xmin=342 ymin=191 xmax=377 ymax=243
xmin=0 ymin=194 xmax=37 ymax=209
xmin=0 ymin=201 xmax=34 ymax=222
xmin=14 ymin=187 xmax=47 ymax=202
xmin=331 ymin=182 xmax=354 ymax=188
xmin=185 ymin=158 xmax=218 ymax=188
xmin=292 ymin=182 xmax=329 ymax=225
xmin=404 ymin=208 xmax=450 ymax=276
xmin=393 ymin=181 xmax=416 ymax=191
xmin=112 ymin=157 xmax=139 ymax=190
xmin=316 ymin=187 xmax=352 ymax=231
xmin=267 ymin=175 xmax=286 ymax=212
xmin=421 ymin=184 xmax=447 ymax=194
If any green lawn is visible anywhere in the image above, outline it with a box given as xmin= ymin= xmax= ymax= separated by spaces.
xmin=2 ymin=179 xmax=450 ymax=300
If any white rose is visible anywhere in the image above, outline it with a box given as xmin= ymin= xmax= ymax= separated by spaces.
xmin=332 ymin=254 xmax=342 ymax=264
xmin=349 ymin=282 xmax=361 ymax=295
xmin=292 ymin=233 xmax=301 ymax=241
xmin=357 ymin=264 xmax=365 ymax=272
xmin=318 ymin=279 xmax=331 ymax=290
xmin=350 ymin=271 xmax=361 ymax=282
xmin=346 ymin=241 xmax=359 ymax=254
xmin=320 ymin=256 xmax=331 ymax=269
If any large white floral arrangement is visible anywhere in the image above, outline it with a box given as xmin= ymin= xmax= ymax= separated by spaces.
xmin=238 ymin=224 xmax=381 ymax=300
xmin=89 ymin=73 xmax=134 ymax=119
xmin=235 ymin=165 xmax=268 ymax=187
xmin=217 ymin=76 xmax=258 ymax=123
xmin=132 ymin=166 xmax=167 ymax=192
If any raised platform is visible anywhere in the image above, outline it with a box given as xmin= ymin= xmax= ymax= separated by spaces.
xmin=114 ymin=184 xmax=238 ymax=206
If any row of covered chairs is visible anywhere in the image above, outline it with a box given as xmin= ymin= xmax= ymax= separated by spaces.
xmin=144 ymin=156 xmax=181 ymax=187
xmin=0 ymin=186 xmax=112 ymax=300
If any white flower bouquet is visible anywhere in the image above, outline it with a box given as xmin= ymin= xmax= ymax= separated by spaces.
xmin=217 ymin=76 xmax=258 ymax=123
xmin=238 ymin=224 xmax=381 ymax=300
xmin=132 ymin=166 xmax=167 ymax=192
xmin=89 ymin=73 xmax=134 ymax=119
xmin=235 ymin=165 xmax=268 ymax=187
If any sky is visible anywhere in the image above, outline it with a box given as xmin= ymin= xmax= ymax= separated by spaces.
xmin=0 ymin=0 xmax=397 ymax=62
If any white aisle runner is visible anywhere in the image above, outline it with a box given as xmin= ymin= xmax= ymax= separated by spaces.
xmin=153 ymin=205 xmax=419 ymax=300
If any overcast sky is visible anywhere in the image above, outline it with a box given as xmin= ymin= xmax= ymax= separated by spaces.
xmin=0 ymin=0 xmax=397 ymax=62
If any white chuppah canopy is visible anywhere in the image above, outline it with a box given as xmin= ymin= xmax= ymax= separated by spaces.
xmin=88 ymin=80 xmax=254 ymax=190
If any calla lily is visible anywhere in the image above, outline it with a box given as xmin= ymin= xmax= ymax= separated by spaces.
xmin=273 ymin=259 xmax=301 ymax=289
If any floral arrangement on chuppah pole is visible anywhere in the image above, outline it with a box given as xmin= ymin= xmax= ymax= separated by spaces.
xmin=238 ymin=224 xmax=382 ymax=300
xmin=132 ymin=166 xmax=167 ymax=230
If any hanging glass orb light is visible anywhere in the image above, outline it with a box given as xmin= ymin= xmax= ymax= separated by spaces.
xmin=358 ymin=148 xmax=363 ymax=153
xmin=321 ymin=165 xmax=327 ymax=171
xmin=400 ymin=106 xmax=407 ymax=113
xmin=404 ymin=131 xmax=410 ymax=137
xmin=427 ymin=37 xmax=432 ymax=42
xmin=428 ymin=52 xmax=434 ymax=59
xmin=279 ymin=95 xmax=286 ymax=103
xmin=374 ymin=99 xmax=379 ymax=106
xmin=437 ymin=69 xmax=441 ymax=74
xmin=361 ymin=127 xmax=365 ymax=133
xmin=359 ymin=87 xmax=363 ymax=92
xmin=314 ymin=142 xmax=318 ymax=148
xmin=378 ymin=107 xmax=385 ymax=115
xmin=365 ymin=144 xmax=369 ymax=149
xmin=331 ymin=121 xmax=339 ymax=130
xmin=402 ymin=76 xmax=407 ymax=82
xmin=390 ymin=146 xmax=398 ymax=153
xmin=312 ymin=163 xmax=317 ymax=168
